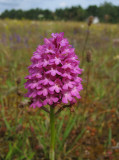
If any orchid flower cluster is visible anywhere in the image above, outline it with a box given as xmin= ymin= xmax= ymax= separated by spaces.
xmin=25 ymin=32 xmax=83 ymax=108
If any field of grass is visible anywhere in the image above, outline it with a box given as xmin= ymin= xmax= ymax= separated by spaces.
xmin=0 ymin=20 xmax=119 ymax=160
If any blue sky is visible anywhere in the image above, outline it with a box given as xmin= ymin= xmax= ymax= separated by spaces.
xmin=0 ymin=0 xmax=119 ymax=13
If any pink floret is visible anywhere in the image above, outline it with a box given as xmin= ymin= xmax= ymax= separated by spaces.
xmin=24 ymin=32 xmax=83 ymax=108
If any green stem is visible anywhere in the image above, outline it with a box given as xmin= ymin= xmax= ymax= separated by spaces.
xmin=50 ymin=106 xmax=55 ymax=160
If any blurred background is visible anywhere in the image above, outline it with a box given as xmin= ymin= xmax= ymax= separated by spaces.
xmin=0 ymin=0 xmax=119 ymax=23
xmin=0 ymin=0 xmax=119 ymax=160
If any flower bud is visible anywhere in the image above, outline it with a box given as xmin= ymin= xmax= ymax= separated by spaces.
xmin=86 ymin=50 xmax=92 ymax=63
xmin=88 ymin=16 xmax=94 ymax=26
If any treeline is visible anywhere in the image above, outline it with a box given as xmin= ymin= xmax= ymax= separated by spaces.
xmin=0 ymin=2 xmax=119 ymax=23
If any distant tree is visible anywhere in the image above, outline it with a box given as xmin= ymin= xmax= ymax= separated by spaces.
xmin=43 ymin=9 xmax=54 ymax=20
xmin=0 ymin=10 xmax=9 ymax=18
xmin=86 ymin=5 xmax=98 ymax=16
xmin=0 ymin=3 xmax=119 ymax=23
xmin=16 ymin=10 xmax=24 ymax=19
xmin=98 ymin=2 xmax=119 ymax=23
xmin=55 ymin=8 xmax=66 ymax=20
xmin=55 ymin=6 xmax=86 ymax=21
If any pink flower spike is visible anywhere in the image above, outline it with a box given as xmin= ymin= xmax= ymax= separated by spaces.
xmin=24 ymin=32 xmax=83 ymax=108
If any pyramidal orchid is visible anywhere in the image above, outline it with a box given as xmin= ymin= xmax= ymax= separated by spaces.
xmin=24 ymin=32 xmax=83 ymax=160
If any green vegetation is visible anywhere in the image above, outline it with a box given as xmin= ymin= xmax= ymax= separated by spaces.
xmin=0 ymin=2 xmax=119 ymax=23
xmin=0 ymin=20 xmax=119 ymax=160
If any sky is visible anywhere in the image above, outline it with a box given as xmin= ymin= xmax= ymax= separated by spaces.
xmin=0 ymin=0 xmax=119 ymax=13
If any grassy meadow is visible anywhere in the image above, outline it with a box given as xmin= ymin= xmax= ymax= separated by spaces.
xmin=0 ymin=20 xmax=119 ymax=160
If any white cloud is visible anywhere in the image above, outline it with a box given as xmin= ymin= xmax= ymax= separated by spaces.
xmin=59 ymin=1 xmax=67 ymax=8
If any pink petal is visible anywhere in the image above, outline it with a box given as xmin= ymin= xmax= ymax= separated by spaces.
xmin=52 ymin=97 xmax=58 ymax=103
xmin=42 ymin=88 xmax=48 ymax=96
xmin=37 ymin=90 xmax=42 ymax=95
xmin=49 ymin=86 xmax=55 ymax=92
xmin=55 ymin=87 xmax=61 ymax=93
xmin=62 ymin=96 xmax=68 ymax=103
xmin=51 ymin=70 xmax=56 ymax=76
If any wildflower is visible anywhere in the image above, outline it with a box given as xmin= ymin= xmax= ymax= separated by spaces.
xmin=88 ymin=16 xmax=94 ymax=26
xmin=25 ymin=32 xmax=83 ymax=108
